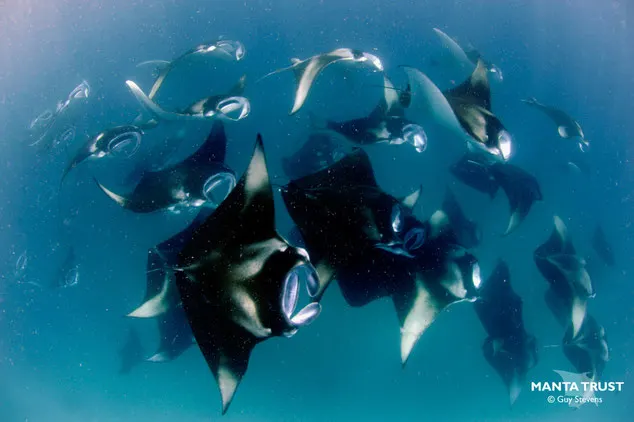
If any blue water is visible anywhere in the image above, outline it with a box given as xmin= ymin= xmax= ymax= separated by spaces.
xmin=1 ymin=1 xmax=632 ymax=421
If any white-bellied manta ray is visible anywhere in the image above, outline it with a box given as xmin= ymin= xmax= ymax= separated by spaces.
xmin=164 ymin=134 xmax=322 ymax=414
xmin=142 ymin=39 xmax=246 ymax=101
xmin=258 ymin=48 xmax=384 ymax=115
xmin=402 ymin=60 xmax=512 ymax=161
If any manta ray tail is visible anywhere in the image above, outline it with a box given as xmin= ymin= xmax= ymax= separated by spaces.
xmin=255 ymin=60 xmax=300 ymax=84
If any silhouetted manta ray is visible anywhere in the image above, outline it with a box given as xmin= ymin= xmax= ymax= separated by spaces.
xmin=450 ymin=151 xmax=499 ymax=199
xmin=94 ymin=121 xmax=236 ymax=214
xmin=402 ymin=60 xmax=512 ymax=161
xmin=281 ymin=148 xmax=423 ymax=305
xmin=534 ymin=216 xmax=594 ymax=338
xmin=490 ymin=162 xmax=543 ymax=236
xmin=474 ymin=260 xmax=538 ymax=405
xmin=563 ymin=314 xmax=608 ymax=381
xmin=165 ymin=135 xmax=321 ymax=414
xmin=522 ymin=97 xmax=590 ymax=150
xmin=282 ymin=149 xmax=482 ymax=364
xmin=281 ymin=132 xmax=348 ymax=180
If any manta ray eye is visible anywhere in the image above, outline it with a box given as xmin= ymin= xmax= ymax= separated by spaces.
xmin=107 ymin=130 xmax=142 ymax=158
xmin=281 ymin=264 xmax=322 ymax=334
xmin=404 ymin=227 xmax=426 ymax=252
xmin=391 ymin=204 xmax=404 ymax=233
xmin=216 ymin=96 xmax=251 ymax=121
xmin=202 ymin=172 xmax=236 ymax=208
xmin=402 ymin=124 xmax=428 ymax=153
xmin=497 ymin=130 xmax=512 ymax=161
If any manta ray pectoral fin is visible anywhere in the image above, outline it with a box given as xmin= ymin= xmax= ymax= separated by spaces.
xmin=503 ymin=210 xmax=521 ymax=236
xmin=393 ymin=279 xmax=443 ymax=366
xmin=431 ymin=28 xmax=473 ymax=70
xmin=399 ymin=66 xmax=465 ymax=141
xmin=126 ymin=80 xmax=186 ymax=121
xmin=400 ymin=185 xmax=423 ymax=210
xmin=128 ymin=272 xmax=176 ymax=318
xmin=93 ymin=178 xmax=131 ymax=208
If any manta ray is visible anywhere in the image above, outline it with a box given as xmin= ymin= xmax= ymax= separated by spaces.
xmin=161 ymin=134 xmax=321 ymax=413
xmin=259 ymin=48 xmax=383 ymax=115
xmin=282 ymin=149 xmax=482 ymax=365
xmin=534 ymin=216 xmax=594 ymax=338
xmin=402 ymin=60 xmax=512 ymax=161
xmin=474 ymin=260 xmax=538 ymax=405
xmin=94 ymin=121 xmax=236 ymax=214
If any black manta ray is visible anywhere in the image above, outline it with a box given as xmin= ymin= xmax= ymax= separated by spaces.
xmin=534 ymin=216 xmax=594 ymax=338
xmin=167 ymin=135 xmax=322 ymax=414
xmin=474 ymin=261 xmax=538 ymax=405
xmin=562 ymin=314 xmax=609 ymax=381
xmin=281 ymin=148 xmax=424 ymax=306
xmin=316 ymin=76 xmax=426 ymax=152
xmin=281 ymin=132 xmax=349 ymax=180
xmin=282 ymin=149 xmax=482 ymax=364
xmin=450 ymin=151 xmax=499 ymax=199
xmin=94 ymin=121 xmax=236 ymax=214
xmin=490 ymin=162 xmax=543 ymax=236
xmin=522 ymin=97 xmax=590 ymax=151
xmin=442 ymin=187 xmax=481 ymax=248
